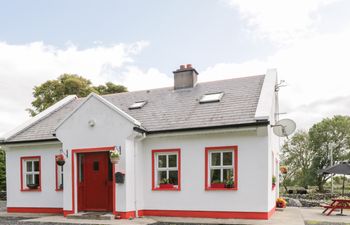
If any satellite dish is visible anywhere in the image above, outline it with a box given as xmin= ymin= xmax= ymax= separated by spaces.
xmin=272 ymin=119 xmax=296 ymax=137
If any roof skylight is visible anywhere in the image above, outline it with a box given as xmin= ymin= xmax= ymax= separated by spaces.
xmin=199 ymin=92 xmax=224 ymax=103
xmin=129 ymin=101 xmax=147 ymax=109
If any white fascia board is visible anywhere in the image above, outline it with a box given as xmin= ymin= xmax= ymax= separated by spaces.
xmin=255 ymin=69 xmax=277 ymax=121
xmin=1 ymin=95 xmax=77 ymax=141
xmin=54 ymin=93 xmax=141 ymax=133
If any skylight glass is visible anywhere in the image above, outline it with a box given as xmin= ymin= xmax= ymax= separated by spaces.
xmin=199 ymin=92 xmax=224 ymax=103
xmin=129 ymin=101 xmax=147 ymax=109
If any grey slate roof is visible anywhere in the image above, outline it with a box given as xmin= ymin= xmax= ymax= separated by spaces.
xmin=5 ymin=75 xmax=265 ymax=143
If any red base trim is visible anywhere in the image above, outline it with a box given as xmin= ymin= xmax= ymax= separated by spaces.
xmin=63 ymin=210 xmax=74 ymax=217
xmin=115 ymin=211 xmax=136 ymax=219
xmin=267 ymin=206 xmax=276 ymax=219
xmin=138 ymin=207 xmax=276 ymax=220
xmin=7 ymin=207 xmax=63 ymax=214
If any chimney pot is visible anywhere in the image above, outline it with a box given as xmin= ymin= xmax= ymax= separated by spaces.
xmin=186 ymin=64 xmax=192 ymax=68
xmin=180 ymin=65 xmax=186 ymax=70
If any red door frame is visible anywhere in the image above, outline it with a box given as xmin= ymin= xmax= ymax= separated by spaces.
xmin=70 ymin=146 xmax=116 ymax=215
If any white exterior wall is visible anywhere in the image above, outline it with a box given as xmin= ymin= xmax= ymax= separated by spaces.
xmin=5 ymin=142 xmax=63 ymax=208
xmin=55 ymin=96 xmax=137 ymax=213
xmin=139 ymin=129 xmax=270 ymax=212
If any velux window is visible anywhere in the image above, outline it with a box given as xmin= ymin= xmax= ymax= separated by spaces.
xmin=152 ymin=149 xmax=181 ymax=191
xmin=199 ymin=92 xmax=224 ymax=103
xmin=205 ymin=146 xmax=238 ymax=190
xmin=129 ymin=101 xmax=147 ymax=109
xmin=21 ymin=156 xmax=41 ymax=191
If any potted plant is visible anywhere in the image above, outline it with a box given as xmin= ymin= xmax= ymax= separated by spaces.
xmin=276 ymin=197 xmax=287 ymax=208
xmin=27 ymin=183 xmax=39 ymax=189
xmin=272 ymin=176 xmax=276 ymax=189
xmin=56 ymin=154 xmax=65 ymax=166
xmin=211 ymin=180 xmax=225 ymax=188
xmin=159 ymin=178 xmax=174 ymax=189
xmin=225 ymin=176 xmax=234 ymax=188
xmin=110 ymin=149 xmax=120 ymax=164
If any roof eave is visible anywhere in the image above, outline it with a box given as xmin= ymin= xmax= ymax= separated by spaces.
xmin=144 ymin=121 xmax=270 ymax=135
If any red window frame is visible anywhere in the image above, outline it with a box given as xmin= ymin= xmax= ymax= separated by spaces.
xmin=55 ymin=155 xmax=63 ymax=191
xmin=205 ymin=146 xmax=238 ymax=191
xmin=152 ymin=149 xmax=181 ymax=191
xmin=20 ymin=156 xmax=41 ymax=192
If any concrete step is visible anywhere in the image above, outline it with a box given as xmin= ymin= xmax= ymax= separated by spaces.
xmin=67 ymin=212 xmax=115 ymax=220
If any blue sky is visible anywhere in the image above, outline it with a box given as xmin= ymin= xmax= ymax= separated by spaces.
xmin=0 ymin=0 xmax=274 ymax=72
xmin=1 ymin=0 xmax=350 ymax=135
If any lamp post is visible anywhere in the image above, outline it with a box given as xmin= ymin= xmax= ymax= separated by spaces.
xmin=329 ymin=142 xmax=335 ymax=194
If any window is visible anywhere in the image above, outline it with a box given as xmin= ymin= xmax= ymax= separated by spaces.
xmin=20 ymin=156 xmax=41 ymax=191
xmin=199 ymin=92 xmax=224 ymax=103
xmin=205 ymin=146 xmax=238 ymax=190
xmin=55 ymin=155 xmax=64 ymax=191
xmin=129 ymin=101 xmax=147 ymax=109
xmin=152 ymin=149 xmax=181 ymax=191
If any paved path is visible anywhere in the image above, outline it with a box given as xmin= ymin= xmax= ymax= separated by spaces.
xmin=1 ymin=207 xmax=350 ymax=224
xmin=301 ymin=207 xmax=350 ymax=224
xmin=13 ymin=208 xmax=305 ymax=225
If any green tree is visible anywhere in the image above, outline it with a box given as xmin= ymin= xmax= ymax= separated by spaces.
xmin=281 ymin=130 xmax=313 ymax=189
xmin=27 ymin=74 xmax=127 ymax=116
xmin=309 ymin=115 xmax=350 ymax=192
xmin=0 ymin=149 xmax=6 ymax=191
xmin=94 ymin=82 xmax=127 ymax=95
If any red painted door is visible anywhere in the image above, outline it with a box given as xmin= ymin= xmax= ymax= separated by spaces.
xmin=78 ymin=152 xmax=113 ymax=211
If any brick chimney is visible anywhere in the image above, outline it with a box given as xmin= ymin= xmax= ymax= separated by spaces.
xmin=173 ymin=64 xmax=199 ymax=90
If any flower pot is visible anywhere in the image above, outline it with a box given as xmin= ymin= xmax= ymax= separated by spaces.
xmin=56 ymin=160 xmax=65 ymax=166
xmin=211 ymin=183 xmax=225 ymax=188
xmin=110 ymin=157 xmax=119 ymax=164
xmin=27 ymin=184 xmax=39 ymax=189
xmin=159 ymin=183 xmax=174 ymax=189
xmin=225 ymin=184 xmax=233 ymax=188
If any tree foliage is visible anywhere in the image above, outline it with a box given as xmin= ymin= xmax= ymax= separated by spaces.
xmin=0 ymin=149 xmax=5 ymax=191
xmin=281 ymin=115 xmax=350 ymax=192
xmin=27 ymin=74 xmax=127 ymax=116
xmin=308 ymin=115 xmax=350 ymax=191
xmin=281 ymin=130 xmax=313 ymax=189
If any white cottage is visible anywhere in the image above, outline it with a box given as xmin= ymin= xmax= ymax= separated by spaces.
xmin=0 ymin=65 xmax=280 ymax=220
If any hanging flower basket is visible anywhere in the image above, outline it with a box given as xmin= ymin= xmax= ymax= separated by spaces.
xmin=280 ymin=166 xmax=288 ymax=174
xmin=56 ymin=154 xmax=65 ymax=166
xmin=110 ymin=150 xmax=120 ymax=164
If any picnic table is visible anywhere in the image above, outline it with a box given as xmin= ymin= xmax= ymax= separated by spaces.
xmin=322 ymin=198 xmax=350 ymax=216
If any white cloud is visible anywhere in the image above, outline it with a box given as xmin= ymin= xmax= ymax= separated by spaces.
xmin=226 ymin=0 xmax=339 ymax=43
xmin=0 ymin=41 xmax=150 ymax=135
xmin=199 ymin=27 xmax=350 ymax=130
xmin=116 ymin=66 xmax=172 ymax=91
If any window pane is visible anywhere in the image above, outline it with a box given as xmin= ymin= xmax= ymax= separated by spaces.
xmin=169 ymin=170 xmax=178 ymax=185
xmin=26 ymin=174 xmax=33 ymax=185
xmin=158 ymin=155 xmax=167 ymax=168
xmin=93 ymin=161 xmax=99 ymax=171
xmin=26 ymin=161 xmax=32 ymax=172
xmin=78 ymin=154 xmax=84 ymax=182
xmin=211 ymin=153 xmax=221 ymax=166
xmin=223 ymin=152 xmax=233 ymax=165
xmin=34 ymin=174 xmax=40 ymax=185
xmin=210 ymin=169 xmax=221 ymax=183
xmin=168 ymin=154 xmax=177 ymax=168
xmin=157 ymin=171 xmax=167 ymax=185
xmin=223 ymin=169 xmax=233 ymax=182
xmin=58 ymin=166 xmax=63 ymax=189
xmin=34 ymin=161 xmax=39 ymax=172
